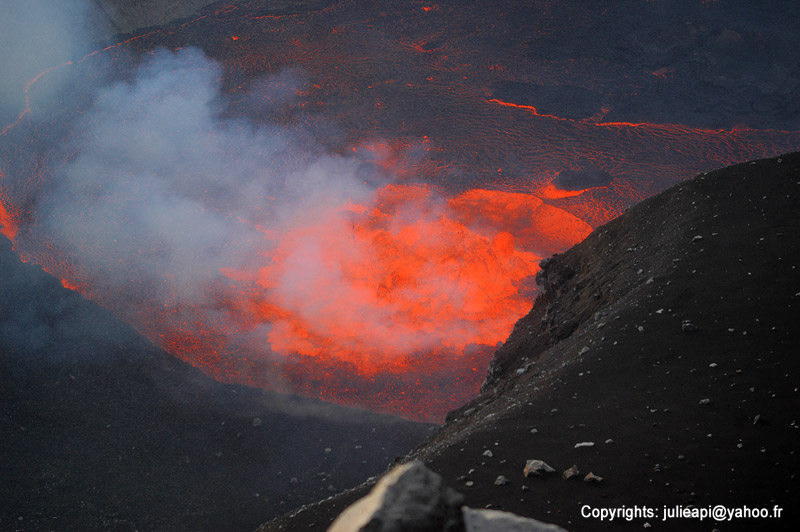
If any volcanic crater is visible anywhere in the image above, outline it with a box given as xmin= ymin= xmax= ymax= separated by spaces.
xmin=1 ymin=1 xmax=799 ymax=531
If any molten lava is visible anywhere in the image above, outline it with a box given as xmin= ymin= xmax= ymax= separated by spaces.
xmin=245 ymin=185 xmax=588 ymax=368
xmin=158 ymin=184 xmax=591 ymax=420
xmin=0 ymin=194 xmax=17 ymax=241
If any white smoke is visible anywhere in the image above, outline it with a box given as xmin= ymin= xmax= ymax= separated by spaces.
xmin=0 ymin=0 xmax=101 ymax=124
xmin=34 ymin=47 xmax=388 ymax=349
xmin=7 ymin=30 xmax=553 ymax=414
xmin=30 ymin=45 xmax=549 ymax=374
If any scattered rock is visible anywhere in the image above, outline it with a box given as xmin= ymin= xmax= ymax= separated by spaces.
xmin=483 ymin=450 xmax=494 ymax=458
xmin=327 ymin=462 xmax=569 ymax=532
xmin=524 ymin=459 xmax=556 ymax=477
xmin=579 ymin=346 xmax=590 ymax=355
xmin=252 ymin=417 xmax=263 ymax=427
xmin=462 ymin=508 xmax=568 ymax=532
xmin=583 ymin=472 xmax=603 ymax=483
xmin=692 ymin=235 xmax=704 ymax=242
xmin=698 ymin=398 xmax=711 ymax=405
xmin=681 ymin=320 xmax=698 ymax=332
xmin=574 ymin=441 xmax=595 ymax=448
xmin=562 ymin=465 xmax=579 ymax=480
xmin=327 ymin=461 xmax=464 ymax=532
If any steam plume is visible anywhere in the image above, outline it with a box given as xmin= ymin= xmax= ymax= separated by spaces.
xmin=0 ymin=0 xmax=99 ymax=125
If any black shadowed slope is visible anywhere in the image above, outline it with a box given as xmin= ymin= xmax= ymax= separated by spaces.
xmin=259 ymin=152 xmax=800 ymax=532
xmin=0 ymin=234 xmax=434 ymax=532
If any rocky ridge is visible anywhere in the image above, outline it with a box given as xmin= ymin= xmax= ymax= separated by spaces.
xmin=258 ymin=152 xmax=800 ymax=531
xmin=0 ymin=234 xmax=434 ymax=532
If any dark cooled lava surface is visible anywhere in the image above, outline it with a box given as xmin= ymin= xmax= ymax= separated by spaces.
xmin=259 ymin=153 xmax=800 ymax=531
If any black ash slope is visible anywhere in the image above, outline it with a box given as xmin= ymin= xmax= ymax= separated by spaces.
xmin=0 ymin=234 xmax=433 ymax=532
xmin=260 ymin=151 xmax=800 ymax=532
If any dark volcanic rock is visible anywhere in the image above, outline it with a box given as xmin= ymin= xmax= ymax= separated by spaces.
xmin=259 ymin=152 xmax=800 ymax=532
xmin=0 ymin=234 xmax=434 ymax=532
xmin=483 ymin=150 xmax=799 ymax=391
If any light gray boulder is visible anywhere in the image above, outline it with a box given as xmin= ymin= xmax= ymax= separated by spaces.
xmin=463 ymin=508 xmax=568 ymax=532
xmin=327 ymin=461 xmax=463 ymax=532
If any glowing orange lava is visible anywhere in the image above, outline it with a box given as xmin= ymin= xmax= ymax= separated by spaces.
xmin=536 ymin=183 xmax=606 ymax=200
xmin=117 ymin=183 xmax=591 ymax=421
xmin=243 ymin=185 xmax=589 ymax=369
xmin=162 ymin=184 xmax=583 ymax=417
xmin=0 ymin=197 xmax=17 ymax=241
xmin=59 ymin=278 xmax=83 ymax=291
